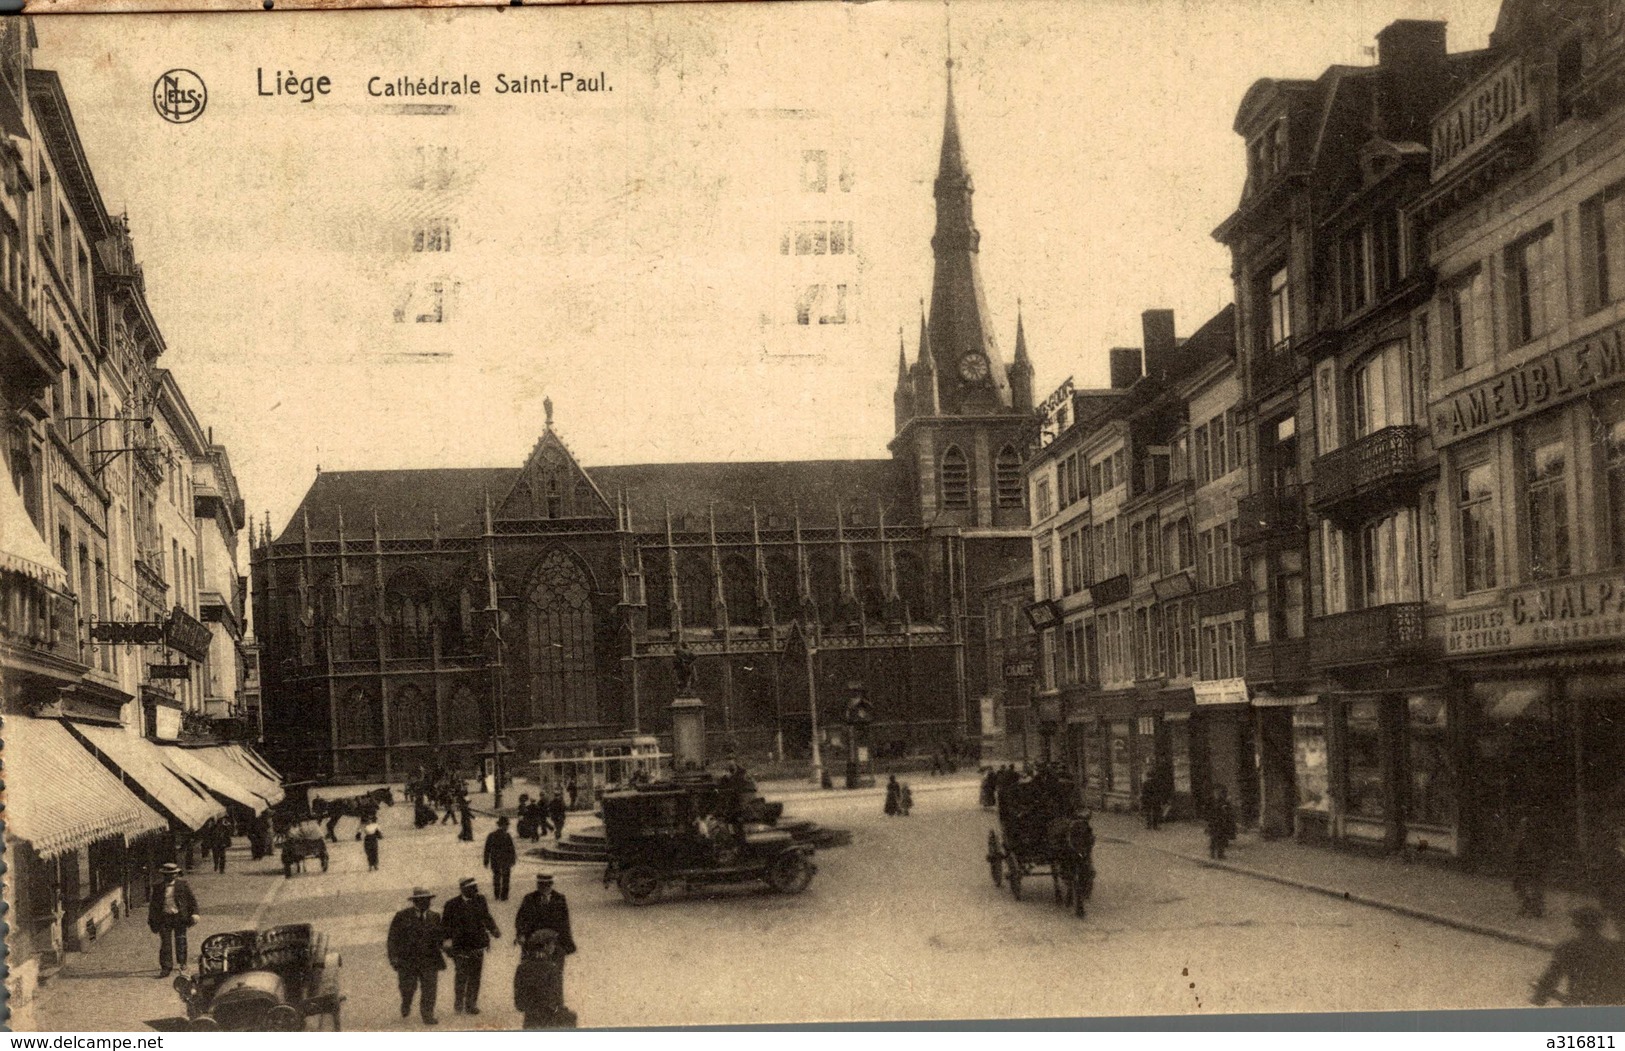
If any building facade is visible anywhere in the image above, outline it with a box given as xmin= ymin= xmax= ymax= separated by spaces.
xmin=252 ymin=64 xmax=1037 ymax=784
xmin=0 ymin=24 xmax=265 ymax=1007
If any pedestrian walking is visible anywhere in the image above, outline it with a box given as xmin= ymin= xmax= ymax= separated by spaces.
xmin=980 ymin=769 xmax=996 ymax=808
xmin=515 ymin=873 xmax=577 ymax=976
xmin=1533 ymin=907 xmax=1625 ymax=1006
xmin=459 ymin=798 xmax=475 ymax=842
xmin=513 ymin=929 xmax=577 ymax=1029
xmin=516 ymin=794 xmax=535 ymax=840
xmin=147 ymin=862 xmax=198 ymax=977
xmin=360 ymin=817 xmax=383 ymax=871
xmin=884 ymin=774 xmax=900 ymax=816
xmin=566 ymin=778 xmax=579 ymax=809
xmin=900 ymin=782 xmax=913 ymax=816
xmin=208 ymin=821 xmax=229 ymax=873
xmin=1206 ymin=785 xmax=1237 ymax=860
xmin=442 ymin=877 xmax=501 ymax=1016
xmin=1511 ymin=813 xmax=1550 ymax=918
xmin=484 ymin=816 xmax=517 ymax=901
xmin=549 ymin=792 xmax=568 ymax=842
xmin=1141 ymin=767 xmax=1171 ymax=832
xmin=387 ymin=887 xmax=446 ymax=1025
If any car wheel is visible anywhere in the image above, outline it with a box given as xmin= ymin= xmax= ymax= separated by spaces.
xmin=618 ymin=866 xmax=662 ymax=906
xmin=767 ymin=851 xmax=814 ymax=894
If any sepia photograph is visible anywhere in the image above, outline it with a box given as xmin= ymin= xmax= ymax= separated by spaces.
xmin=3 ymin=0 xmax=1624 ymax=1031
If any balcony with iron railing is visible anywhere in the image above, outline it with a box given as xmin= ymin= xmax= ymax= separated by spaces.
xmin=1308 ymin=602 xmax=1430 ymax=669
xmin=1248 ymin=337 xmax=1304 ymax=400
xmin=1245 ymin=636 xmax=1311 ymax=684
xmin=0 ymin=579 xmax=83 ymax=670
xmin=1236 ymin=485 xmax=1306 ymax=547
xmin=1310 ymin=426 xmax=1427 ymax=522
xmin=1086 ymin=574 xmax=1132 ymax=607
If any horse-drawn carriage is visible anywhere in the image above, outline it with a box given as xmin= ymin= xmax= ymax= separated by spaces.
xmin=279 ymin=823 xmax=329 ymax=877
xmin=986 ymin=771 xmax=1096 ymax=917
xmin=146 ymin=922 xmax=343 ymax=1031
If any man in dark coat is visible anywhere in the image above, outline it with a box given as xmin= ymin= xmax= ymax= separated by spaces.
xmin=515 ymin=873 xmax=577 ymax=974
xmin=1533 ymin=907 xmax=1625 ymax=1005
xmin=147 ymin=862 xmax=198 ymax=977
xmin=549 ymin=792 xmax=568 ymax=841
xmin=883 ymin=774 xmax=900 ymax=816
xmin=387 ymin=887 xmax=446 ymax=1024
xmin=483 ymin=816 xmax=518 ymax=901
xmin=1206 ymin=785 xmax=1238 ymax=860
xmin=513 ymin=929 xmax=576 ymax=1029
xmin=442 ymin=877 xmax=501 ymax=1015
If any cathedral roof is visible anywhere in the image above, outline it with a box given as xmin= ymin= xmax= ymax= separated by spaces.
xmin=275 ymin=458 xmax=904 ymax=543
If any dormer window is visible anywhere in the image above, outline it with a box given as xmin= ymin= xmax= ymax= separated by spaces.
xmin=1270 ymin=119 xmax=1288 ymax=173
xmin=1247 ymin=118 xmax=1289 ymax=188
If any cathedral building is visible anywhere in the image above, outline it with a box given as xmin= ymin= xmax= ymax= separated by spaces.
xmin=251 ymin=63 xmax=1039 ymax=783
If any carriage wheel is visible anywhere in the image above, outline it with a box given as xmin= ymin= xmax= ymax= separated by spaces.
xmin=265 ymin=1004 xmax=302 ymax=1031
xmin=1007 ymin=859 xmax=1023 ymax=901
xmin=767 ymin=851 xmax=814 ymax=895
xmin=618 ymin=866 xmax=662 ymax=906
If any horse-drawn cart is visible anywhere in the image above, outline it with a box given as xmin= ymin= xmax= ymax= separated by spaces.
xmin=986 ymin=772 xmax=1095 ymax=917
xmin=280 ymin=824 xmax=329 ymax=877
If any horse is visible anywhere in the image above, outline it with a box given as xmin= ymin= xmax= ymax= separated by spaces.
xmin=310 ymin=787 xmax=395 ymax=840
xmin=1045 ymin=814 xmax=1096 ymax=918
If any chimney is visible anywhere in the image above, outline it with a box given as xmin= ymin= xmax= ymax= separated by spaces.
xmin=1375 ymin=20 xmax=1448 ymax=141
xmin=1109 ymin=347 xmax=1143 ymax=390
xmin=1141 ymin=309 xmax=1176 ymax=380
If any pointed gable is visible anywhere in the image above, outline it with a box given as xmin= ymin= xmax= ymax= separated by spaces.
xmin=498 ymin=427 xmax=614 ymax=521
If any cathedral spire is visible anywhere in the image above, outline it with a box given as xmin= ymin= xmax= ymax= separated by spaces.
xmin=913 ymin=299 xmax=940 ymax=416
xmin=893 ymin=326 xmax=914 ymax=431
xmin=927 ymin=43 xmax=1012 ymax=413
xmin=1010 ymin=297 xmax=1035 ymax=412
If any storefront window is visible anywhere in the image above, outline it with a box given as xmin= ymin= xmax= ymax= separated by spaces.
xmin=1342 ymin=698 xmax=1385 ymax=819
xmin=1168 ymin=717 xmax=1192 ymax=794
xmin=1083 ymin=720 xmax=1106 ymax=795
xmin=1293 ymin=706 xmax=1329 ymax=812
xmin=1109 ymin=721 xmax=1133 ymax=793
xmin=1406 ymin=694 xmax=1455 ymax=828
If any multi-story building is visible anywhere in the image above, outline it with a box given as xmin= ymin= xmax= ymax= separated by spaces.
xmin=194 ymin=440 xmax=248 ymax=727
xmin=1407 ymin=0 xmax=1625 ymax=872
xmin=1024 ymin=307 xmax=1235 ymax=818
xmin=979 ymin=564 xmax=1035 ymax=762
xmin=0 ymin=25 xmax=270 ymax=1008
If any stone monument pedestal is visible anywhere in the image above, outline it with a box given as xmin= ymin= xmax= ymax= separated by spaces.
xmin=670 ymin=696 xmax=706 ymax=771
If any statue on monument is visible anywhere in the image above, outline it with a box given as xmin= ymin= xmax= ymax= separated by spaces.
xmin=672 ymin=640 xmax=698 ymax=696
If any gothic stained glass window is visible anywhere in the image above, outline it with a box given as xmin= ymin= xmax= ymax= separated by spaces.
xmin=446 ymin=685 xmax=484 ymax=741
xmin=392 ymin=684 xmax=432 ymax=743
xmin=527 ymin=549 xmax=597 ymax=727
xmin=766 ymin=550 xmax=800 ymax=618
xmin=385 ymin=569 xmax=434 ymax=658
xmin=337 ymin=686 xmax=381 ymax=746
xmin=895 ymin=549 xmax=929 ymax=622
xmin=722 ymin=553 xmax=760 ymax=625
xmin=852 ymin=548 xmax=885 ymax=621
xmin=677 ymin=551 xmax=715 ymax=626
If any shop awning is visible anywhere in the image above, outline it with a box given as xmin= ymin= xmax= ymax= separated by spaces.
xmin=158 ymin=744 xmax=269 ymax=815
xmin=210 ymin=744 xmax=285 ymax=806
xmin=0 ymin=479 xmax=66 ymax=591
xmin=3 ymin=716 xmax=168 ymax=859
xmin=237 ymin=746 xmax=283 ymax=783
xmin=68 ymin=723 xmax=227 ymax=832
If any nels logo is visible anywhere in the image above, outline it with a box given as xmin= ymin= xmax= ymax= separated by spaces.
xmin=152 ymin=69 xmax=206 ymax=124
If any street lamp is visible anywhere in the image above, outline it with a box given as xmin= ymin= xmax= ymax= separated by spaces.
xmin=484 ymin=603 xmax=507 ymax=810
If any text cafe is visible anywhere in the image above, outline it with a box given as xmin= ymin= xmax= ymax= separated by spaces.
xmin=1430 ymin=570 xmax=1625 ymax=877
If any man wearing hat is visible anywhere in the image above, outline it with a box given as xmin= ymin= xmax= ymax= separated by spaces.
xmin=146 ymin=862 xmax=198 ymax=977
xmin=513 ymin=929 xmax=577 ymax=1029
xmin=387 ymin=888 xmax=447 ymax=1024
xmin=515 ymin=873 xmax=576 ymax=972
xmin=483 ymin=816 xmax=518 ymax=902
xmin=1533 ymin=906 xmax=1625 ymax=1006
xmin=442 ymin=876 xmax=501 ymax=1015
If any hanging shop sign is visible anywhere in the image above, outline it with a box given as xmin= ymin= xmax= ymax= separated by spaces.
xmin=147 ymin=664 xmax=192 ymax=680
xmin=1441 ymin=570 xmax=1625 ymax=657
xmin=1192 ymin=678 xmax=1250 ymax=706
xmin=91 ymin=620 xmax=166 ymax=645
xmin=164 ymin=606 xmax=213 ymax=662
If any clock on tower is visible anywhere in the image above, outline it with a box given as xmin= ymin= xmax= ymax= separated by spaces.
xmin=958 ymin=352 xmax=990 ymax=383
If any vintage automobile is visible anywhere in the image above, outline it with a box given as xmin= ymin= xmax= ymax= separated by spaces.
xmin=146 ymin=923 xmax=343 ymax=1031
xmin=600 ymin=774 xmax=816 ymax=905
xmin=280 ymin=823 xmax=329 ymax=877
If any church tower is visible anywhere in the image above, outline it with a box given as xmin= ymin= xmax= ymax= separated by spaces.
xmin=891 ymin=54 xmax=1035 ymax=532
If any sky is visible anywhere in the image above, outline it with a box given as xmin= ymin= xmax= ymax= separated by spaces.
xmin=33 ymin=0 xmax=1502 ymax=535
